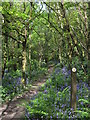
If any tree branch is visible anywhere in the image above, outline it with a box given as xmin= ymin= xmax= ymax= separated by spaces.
xmin=41 ymin=16 xmax=62 ymax=36
xmin=71 ymin=26 xmax=90 ymax=54
xmin=2 ymin=32 xmax=22 ymax=44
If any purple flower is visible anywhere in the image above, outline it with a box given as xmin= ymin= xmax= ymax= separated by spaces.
xmin=59 ymin=109 xmax=61 ymax=112
xmin=70 ymin=108 xmax=74 ymax=111
xmin=44 ymin=89 xmax=48 ymax=94
xmin=81 ymin=102 xmax=83 ymax=105
xmin=69 ymin=111 xmax=71 ymax=115
xmin=55 ymin=104 xmax=56 ymax=107
xmin=68 ymin=70 xmax=71 ymax=75
xmin=17 ymin=77 xmax=21 ymax=81
xmin=62 ymin=67 xmax=67 ymax=73
xmin=57 ymin=93 xmax=58 ymax=97
xmin=76 ymin=96 xmax=78 ymax=100
xmin=77 ymin=84 xmax=79 ymax=90
xmin=65 ymin=83 xmax=67 ymax=87
xmin=64 ymin=110 xmax=67 ymax=114
xmin=61 ymin=104 xmax=64 ymax=108
xmin=56 ymin=106 xmax=59 ymax=111
xmin=50 ymin=116 xmax=52 ymax=119
xmin=68 ymin=86 xmax=71 ymax=89
xmin=56 ymin=113 xmax=58 ymax=118
xmin=61 ymin=86 xmax=64 ymax=91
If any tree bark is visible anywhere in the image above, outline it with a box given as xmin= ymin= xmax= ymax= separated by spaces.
xmin=22 ymin=41 xmax=26 ymax=86
xmin=2 ymin=19 xmax=8 ymax=78
xmin=87 ymin=2 xmax=90 ymax=85
xmin=58 ymin=46 xmax=62 ymax=64
xmin=71 ymin=68 xmax=77 ymax=111
xmin=22 ymin=19 xmax=27 ymax=86
xmin=28 ymin=2 xmax=33 ymax=80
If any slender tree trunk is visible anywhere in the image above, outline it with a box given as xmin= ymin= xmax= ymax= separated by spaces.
xmin=59 ymin=47 xmax=62 ymax=63
xmin=2 ymin=19 xmax=8 ymax=78
xmin=22 ymin=41 xmax=26 ymax=86
xmin=0 ymin=21 xmax=1 ymax=81
xmin=22 ymin=25 xmax=27 ymax=86
xmin=2 ymin=45 xmax=6 ymax=79
xmin=2 ymin=62 xmax=6 ymax=79
xmin=44 ymin=32 xmax=49 ymax=65
xmin=39 ymin=42 xmax=43 ymax=68
xmin=29 ymin=34 xmax=32 ymax=79
xmin=17 ymin=37 xmax=21 ymax=69
xmin=87 ymin=2 xmax=90 ymax=85
xmin=60 ymin=2 xmax=77 ymax=110
xmin=28 ymin=2 xmax=33 ymax=80
xmin=71 ymin=68 xmax=77 ymax=111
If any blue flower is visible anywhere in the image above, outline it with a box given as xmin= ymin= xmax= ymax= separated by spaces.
xmin=69 ymin=111 xmax=71 ymax=115
xmin=68 ymin=70 xmax=71 ymax=75
xmin=64 ymin=110 xmax=67 ymax=114
xmin=62 ymin=67 xmax=67 ymax=73
xmin=61 ymin=104 xmax=64 ymax=108
xmin=76 ymin=96 xmax=78 ymax=100
xmin=70 ymin=108 xmax=74 ymax=111
xmin=50 ymin=116 xmax=52 ymax=119
xmin=57 ymin=93 xmax=58 ymax=97
xmin=59 ymin=109 xmax=61 ymax=112
xmin=44 ymin=89 xmax=48 ymax=94
xmin=56 ymin=113 xmax=58 ymax=118
xmin=65 ymin=83 xmax=68 ymax=87
xmin=81 ymin=102 xmax=83 ymax=105
xmin=77 ymin=84 xmax=79 ymax=90
xmin=61 ymin=86 xmax=64 ymax=91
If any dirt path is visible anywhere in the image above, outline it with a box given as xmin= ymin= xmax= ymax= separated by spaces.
xmin=0 ymin=65 xmax=54 ymax=120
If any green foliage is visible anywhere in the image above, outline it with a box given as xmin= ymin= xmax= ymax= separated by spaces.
xmin=75 ymin=110 xmax=89 ymax=118
xmin=2 ymin=69 xmax=23 ymax=102
xmin=78 ymin=99 xmax=89 ymax=104
xmin=26 ymin=86 xmax=70 ymax=119
xmin=1 ymin=2 xmax=89 ymax=119
xmin=25 ymin=64 xmax=89 ymax=119
xmin=25 ymin=69 xmax=70 ymax=119
xmin=76 ymin=98 xmax=89 ymax=118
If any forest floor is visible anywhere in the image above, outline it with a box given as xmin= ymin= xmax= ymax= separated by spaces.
xmin=0 ymin=65 xmax=54 ymax=120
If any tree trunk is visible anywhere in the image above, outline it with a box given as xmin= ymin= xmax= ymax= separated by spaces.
xmin=71 ymin=68 xmax=77 ymax=111
xmin=2 ymin=18 xmax=8 ymax=78
xmin=22 ymin=41 xmax=26 ymax=86
xmin=60 ymin=3 xmax=77 ymax=110
xmin=2 ymin=62 xmax=6 ymax=79
xmin=22 ymin=25 xmax=27 ymax=86
xmin=87 ymin=2 xmax=90 ymax=85
xmin=44 ymin=32 xmax=48 ymax=65
xmin=29 ymin=35 xmax=32 ymax=79
xmin=28 ymin=2 xmax=33 ymax=80
xmin=58 ymin=46 xmax=62 ymax=64
xmin=39 ymin=42 xmax=43 ymax=68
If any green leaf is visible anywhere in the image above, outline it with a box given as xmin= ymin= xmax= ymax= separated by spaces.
xmin=0 ymin=6 xmax=2 ymax=12
xmin=62 ymin=87 xmax=69 ymax=94
xmin=78 ymin=99 xmax=89 ymax=104
xmin=75 ymin=110 xmax=89 ymax=117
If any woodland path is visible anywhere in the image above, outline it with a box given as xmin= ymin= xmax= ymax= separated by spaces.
xmin=0 ymin=65 xmax=54 ymax=120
